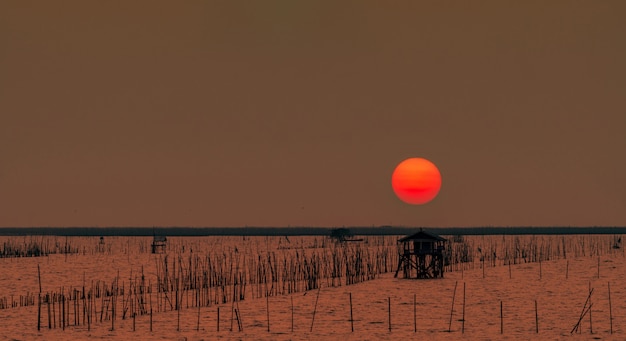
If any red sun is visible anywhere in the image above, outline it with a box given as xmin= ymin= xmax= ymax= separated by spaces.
xmin=392 ymin=157 xmax=442 ymax=205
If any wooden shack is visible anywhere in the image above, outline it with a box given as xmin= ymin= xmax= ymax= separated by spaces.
xmin=97 ymin=236 xmax=105 ymax=253
xmin=395 ymin=229 xmax=446 ymax=279
xmin=151 ymin=235 xmax=167 ymax=254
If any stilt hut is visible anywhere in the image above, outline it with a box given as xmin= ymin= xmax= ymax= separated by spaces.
xmin=395 ymin=229 xmax=446 ymax=279
xmin=151 ymin=235 xmax=167 ymax=254
xmin=97 ymin=236 xmax=106 ymax=253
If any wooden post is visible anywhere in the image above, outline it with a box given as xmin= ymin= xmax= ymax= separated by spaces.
xmin=349 ymin=293 xmax=354 ymax=332
xmin=47 ymin=293 xmax=51 ymax=329
xmin=37 ymin=264 xmax=41 ymax=331
xmin=589 ymin=281 xmax=593 ymax=334
xmin=217 ymin=306 xmax=220 ymax=332
xmin=500 ymin=301 xmax=503 ymax=334
xmin=535 ymin=300 xmax=539 ymax=333
xmin=388 ymin=297 xmax=391 ymax=332
xmin=197 ymin=298 xmax=201 ymax=331
xmin=413 ymin=293 xmax=416 ymax=333
xmin=266 ymin=290 xmax=270 ymax=332
xmin=310 ymin=285 xmax=321 ymax=332
xmin=448 ymin=281 xmax=458 ymax=332
xmin=462 ymin=282 xmax=466 ymax=333
xmin=482 ymin=258 xmax=485 ymax=278
xmin=607 ymin=282 xmax=613 ymax=334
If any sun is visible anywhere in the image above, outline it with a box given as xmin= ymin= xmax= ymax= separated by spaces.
xmin=392 ymin=157 xmax=442 ymax=205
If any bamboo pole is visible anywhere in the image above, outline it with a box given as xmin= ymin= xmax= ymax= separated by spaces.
xmin=462 ymin=282 xmax=466 ymax=333
xmin=500 ymin=301 xmax=503 ymax=334
xmin=349 ymin=293 xmax=354 ymax=332
xmin=37 ymin=264 xmax=41 ymax=331
xmin=388 ymin=297 xmax=391 ymax=332
xmin=413 ymin=293 xmax=416 ymax=333
xmin=607 ymin=282 xmax=613 ymax=334
xmin=266 ymin=289 xmax=270 ymax=332
xmin=589 ymin=281 xmax=593 ymax=334
xmin=535 ymin=300 xmax=538 ymax=333
xmin=310 ymin=285 xmax=321 ymax=332
xmin=448 ymin=281 xmax=458 ymax=332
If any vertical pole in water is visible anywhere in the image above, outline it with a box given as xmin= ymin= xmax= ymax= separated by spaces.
xmin=413 ymin=293 xmax=416 ymax=333
xmin=177 ymin=264 xmax=180 ymax=332
xmin=349 ymin=293 xmax=354 ymax=332
xmin=589 ymin=281 xmax=593 ymax=334
xmin=500 ymin=301 xmax=503 ymax=334
xmin=608 ymin=282 xmax=613 ymax=334
xmin=535 ymin=300 xmax=539 ymax=333
xmin=388 ymin=297 xmax=391 ymax=332
xmin=539 ymin=259 xmax=542 ymax=280
xmin=48 ymin=293 xmax=51 ymax=329
xmin=217 ymin=306 xmax=220 ymax=332
xmin=566 ymin=260 xmax=569 ymax=279
xmin=462 ymin=282 xmax=466 ymax=334
xmin=37 ymin=264 xmax=42 ymax=331
xmin=310 ymin=285 xmax=321 ymax=332
xmin=61 ymin=293 xmax=65 ymax=331
xmin=291 ymin=295 xmax=294 ymax=333
xmin=266 ymin=290 xmax=270 ymax=332
xmin=448 ymin=281 xmax=458 ymax=332
xmin=482 ymin=258 xmax=485 ymax=278
xmin=149 ymin=280 xmax=153 ymax=332
xmin=197 ymin=297 xmax=201 ymax=331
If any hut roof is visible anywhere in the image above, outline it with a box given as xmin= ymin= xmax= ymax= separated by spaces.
xmin=398 ymin=229 xmax=446 ymax=243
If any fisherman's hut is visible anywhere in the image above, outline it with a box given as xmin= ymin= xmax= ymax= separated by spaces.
xmin=97 ymin=236 xmax=105 ymax=253
xmin=151 ymin=235 xmax=167 ymax=254
xmin=395 ymin=229 xmax=446 ymax=279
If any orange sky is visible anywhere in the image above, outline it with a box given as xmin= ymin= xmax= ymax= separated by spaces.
xmin=1 ymin=1 xmax=625 ymax=227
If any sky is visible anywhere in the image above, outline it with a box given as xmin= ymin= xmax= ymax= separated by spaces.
xmin=1 ymin=1 xmax=625 ymax=228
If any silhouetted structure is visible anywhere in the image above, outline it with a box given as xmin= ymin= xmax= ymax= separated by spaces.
xmin=151 ymin=235 xmax=167 ymax=254
xmin=330 ymin=228 xmax=352 ymax=242
xmin=98 ymin=236 xmax=105 ymax=253
xmin=395 ymin=229 xmax=446 ymax=279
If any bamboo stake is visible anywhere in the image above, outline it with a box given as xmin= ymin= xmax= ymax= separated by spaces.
xmin=37 ymin=264 xmax=41 ymax=331
xmin=589 ymin=281 xmax=593 ymax=334
xmin=500 ymin=301 xmax=503 ymax=334
xmin=534 ymin=300 xmax=539 ymax=333
xmin=413 ymin=293 xmax=416 ymax=333
xmin=266 ymin=289 xmax=270 ymax=332
xmin=462 ymin=282 xmax=466 ymax=333
xmin=217 ymin=306 xmax=220 ymax=332
xmin=349 ymin=293 xmax=354 ymax=332
xmin=310 ymin=285 xmax=321 ymax=332
xmin=47 ymin=293 xmax=51 ymax=329
xmin=448 ymin=281 xmax=458 ymax=332
xmin=388 ymin=297 xmax=391 ymax=332
xmin=566 ymin=260 xmax=569 ymax=279
xmin=608 ymin=282 xmax=613 ymax=334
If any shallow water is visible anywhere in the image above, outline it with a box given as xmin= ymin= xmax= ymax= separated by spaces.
xmin=1 ymin=235 xmax=624 ymax=340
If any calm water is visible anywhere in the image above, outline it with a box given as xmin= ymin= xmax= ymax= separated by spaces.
xmin=0 ymin=234 xmax=624 ymax=340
